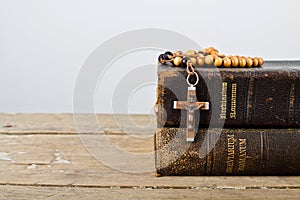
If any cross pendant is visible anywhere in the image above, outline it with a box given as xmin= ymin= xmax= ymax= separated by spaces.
xmin=173 ymin=86 xmax=209 ymax=142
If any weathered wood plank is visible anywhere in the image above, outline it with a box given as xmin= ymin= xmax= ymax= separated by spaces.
xmin=0 ymin=113 xmax=299 ymax=199
xmin=0 ymin=114 xmax=77 ymax=134
xmin=0 ymin=185 xmax=300 ymax=200
xmin=0 ymin=135 xmax=299 ymax=188
xmin=0 ymin=113 xmax=155 ymax=135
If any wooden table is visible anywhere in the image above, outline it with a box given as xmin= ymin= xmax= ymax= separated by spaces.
xmin=0 ymin=114 xmax=299 ymax=199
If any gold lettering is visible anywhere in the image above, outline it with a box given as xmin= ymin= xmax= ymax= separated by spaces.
xmin=238 ymin=138 xmax=247 ymax=172
xmin=220 ymin=82 xmax=227 ymax=119
xmin=230 ymin=83 xmax=237 ymax=119
xmin=226 ymin=134 xmax=235 ymax=174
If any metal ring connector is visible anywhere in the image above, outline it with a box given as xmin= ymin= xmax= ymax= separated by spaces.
xmin=186 ymin=72 xmax=199 ymax=86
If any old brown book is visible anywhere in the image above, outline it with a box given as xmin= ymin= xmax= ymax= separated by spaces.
xmin=156 ymin=61 xmax=300 ymax=128
xmin=155 ymin=128 xmax=300 ymax=176
xmin=155 ymin=61 xmax=300 ymax=175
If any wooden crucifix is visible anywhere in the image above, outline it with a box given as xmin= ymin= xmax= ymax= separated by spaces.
xmin=173 ymin=85 xmax=209 ymax=142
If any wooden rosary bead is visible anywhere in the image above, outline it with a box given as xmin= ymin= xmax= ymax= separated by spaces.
xmin=210 ymin=50 xmax=219 ymax=55
xmin=239 ymin=57 xmax=247 ymax=67
xmin=208 ymin=47 xmax=218 ymax=53
xmin=252 ymin=58 xmax=259 ymax=67
xmin=213 ymin=49 xmax=219 ymax=53
xmin=223 ymin=57 xmax=231 ymax=67
xmin=196 ymin=57 xmax=205 ymax=66
xmin=258 ymin=57 xmax=264 ymax=66
xmin=190 ymin=57 xmax=197 ymax=66
xmin=204 ymin=48 xmax=214 ymax=55
xmin=231 ymin=57 xmax=239 ymax=67
xmin=173 ymin=56 xmax=182 ymax=67
xmin=246 ymin=57 xmax=253 ymax=67
xmin=214 ymin=57 xmax=223 ymax=67
xmin=217 ymin=53 xmax=226 ymax=58
xmin=211 ymin=54 xmax=218 ymax=60
xmin=174 ymin=51 xmax=183 ymax=57
xmin=203 ymin=48 xmax=209 ymax=54
xmin=197 ymin=53 xmax=205 ymax=58
xmin=186 ymin=50 xmax=196 ymax=57
xmin=205 ymin=55 xmax=214 ymax=65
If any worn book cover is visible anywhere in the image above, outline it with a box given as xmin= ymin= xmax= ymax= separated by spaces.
xmin=155 ymin=61 xmax=300 ymax=176
xmin=156 ymin=61 xmax=300 ymax=128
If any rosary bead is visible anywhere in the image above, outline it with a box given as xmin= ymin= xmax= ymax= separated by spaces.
xmin=181 ymin=57 xmax=191 ymax=67
xmin=252 ymin=58 xmax=259 ymax=67
xmin=212 ymin=48 xmax=219 ymax=53
xmin=197 ymin=53 xmax=205 ymax=58
xmin=158 ymin=54 xmax=164 ymax=63
xmin=166 ymin=51 xmax=173 ymax=55
xmin=223 ymin=57 xmax=231 ymax=67
xmin=190 ymin=57 xmax=197 ymax=66
xmin=196 ymin=57 xmax=205 ymax=66
xmin=230 ymin=57 xmax=239 ymax=67
xmin=173 ymin=56 xmax=182 ymax=67
xmin=210 ymin=51 xmax=219 ymax=55
xmin=186 ymin=50 xmax=196 ymax=57
xmin=207 ymin=47 xmax=218 ymax=54
xmin=214 ymin=57 xmax=223 ymax=67
xmin=246 ymin=57 xmax=253 ymax=67
xmin=163 ymin=51 xmax=173 ymax=60
xmin=205 ymin=55 xmax=214 ymax=65
xmin=258 ymin=57 xmax=264 ymax=66
xmin=211 ymin=54 xmax=218 ymax=60
xmin=239 ymin=57 xmax=247 ymax=67
xmin=204 ymin=48 xmax=212 ymax=55
xmin=174 ymin=51 xmax=183 ymax=57
xmin=218 ymin=53 xmax=226 ymax=58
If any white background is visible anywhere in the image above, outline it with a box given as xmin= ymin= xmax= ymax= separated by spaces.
xmin=1 ymin=0 xmax=300 ymax=114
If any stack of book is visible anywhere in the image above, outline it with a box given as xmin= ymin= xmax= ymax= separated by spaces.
xmin=155 ymin=61 xmax=300 ymax=176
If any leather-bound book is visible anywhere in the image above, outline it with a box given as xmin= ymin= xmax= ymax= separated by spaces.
xmin=155 ymin=128 xmax=300 ymax=176
xmin=156 ymin=61 xmax=300 ymax=128
xmin=155 ymin=61 xmax=300 ymax=175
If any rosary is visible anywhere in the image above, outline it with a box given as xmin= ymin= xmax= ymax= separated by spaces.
xmin=158 ymin=47 xmax=264 ymax=142
xmin=158 ymin=47 xmax=264 ymax=68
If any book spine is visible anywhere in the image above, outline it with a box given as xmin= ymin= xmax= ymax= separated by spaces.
xmin=156 ymin=66 xmax=300 ymax=128
xmin=155 ymin=128 xmax=300 ymax=176
xmin=295 ymin=69 xmax=300 ymax=124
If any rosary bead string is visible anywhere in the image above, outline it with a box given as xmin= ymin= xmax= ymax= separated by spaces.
xmin=158 ymin=47 xmax=264 ymax=70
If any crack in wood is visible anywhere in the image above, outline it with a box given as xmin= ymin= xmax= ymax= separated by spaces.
xmin=0 ymin=132 xmax=128 ymax=136
xmin=0 ymin=183 xmax=299 ymax=190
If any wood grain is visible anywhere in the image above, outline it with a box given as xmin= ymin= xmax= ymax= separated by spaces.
xmin=0 ymin=113 xmax=155 ymax=135
xmin=1 ymin=185 xmax=300 ymax=200
xmin=0 ymin=114 xmax=299 ymax=199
